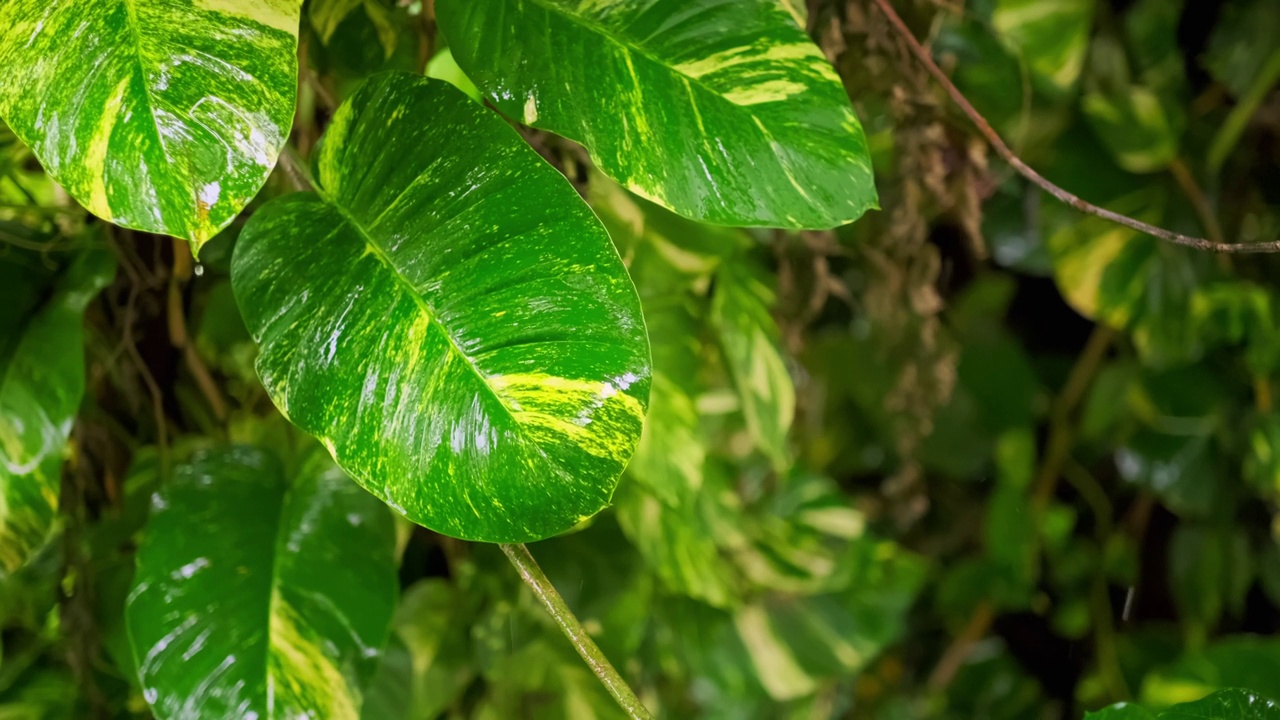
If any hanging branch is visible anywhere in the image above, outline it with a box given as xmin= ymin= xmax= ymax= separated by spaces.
xmin=869 ymin=0 xmax=1280 ymax=255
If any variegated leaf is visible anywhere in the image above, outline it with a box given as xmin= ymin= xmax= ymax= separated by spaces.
xmin=232 ymin=72 xmax=651 ymax=543
xmin=712 ymin=259 xmax=794 ymax=470
xmin=126 ymin=445 xmax=398 ymax=720
xmin=0 ymin=0 xmax=302 ymax=252
xmin=436 ymin=0 xmax=877 ymax=230
xmin=0 ymin=247 xmax=114 ymax=576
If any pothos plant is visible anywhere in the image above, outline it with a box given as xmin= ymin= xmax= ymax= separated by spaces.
xmin=0 ymin=1 xmax=1275 ymax=719
xmin=0 ymin=1 xmax=877 ymax=717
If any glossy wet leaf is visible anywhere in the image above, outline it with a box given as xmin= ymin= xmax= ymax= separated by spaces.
xmin=126 ymin=446 xmax=397 ymax=720
xmin=1141 ymin=637 xmax=1280 ymax=707
xmin=0 ymin=247 xmax=114 ymax=576
xmin=232 ymin=72 xmax=651 ymax=543
xmin=0 ymin=0 xmax=302 ymax=251
xmin=712 ymin=260 xmax=794 ymax=470
xmin=436 ymin=0 xmax=877 ymax=230
xmin=1089 ymin=690 xmax=1280 ymax=719
xmin=1161 ymin=691 xmax=1280 ymax=720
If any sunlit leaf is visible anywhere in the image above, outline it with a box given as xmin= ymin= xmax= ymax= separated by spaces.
xmin=127 ymin=446 xmax=397 ymax=720
xmin=232 ymin=72 xmax=651 ymax=542
xmin=436 ymin=0 xmax=877 ymax=229
xmin=0 ymin=1 xmax=302 ymax=251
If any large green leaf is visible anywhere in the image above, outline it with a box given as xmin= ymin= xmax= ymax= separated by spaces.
xmin=232 ymin=72 xmax=651 ymax=543
xmin=0 ymin=247 xmax=114 ymax=576
xmin=0 ymin=1 xmax=302 ymax=251
xmin=126 ymin=445 xmax=397 ymax=720
xmin=435 ymin=0 xmax=877 ymax=230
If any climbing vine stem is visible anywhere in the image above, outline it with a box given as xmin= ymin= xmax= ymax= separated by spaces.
xmin=499 ymin=543 xmax=654 ymax=720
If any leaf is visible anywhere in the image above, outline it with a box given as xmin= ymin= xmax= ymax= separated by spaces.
xmin=1205 ymin=0 xmax=1280 ymax=98
xmin=1168 ymin=524 xmax=1252 ymax=631
xmin=1141 ymin=637 xmax=1280 ymax=709
xmin=126 ymin=445 xmax=398 ymax=720
xmin=435 ymin=0 xmax=877 ymax=229
xmin=1160 ymin=690 xmax=1280 ymax=720
xmin=1047 ymin=190 xmax=1212 ymax=367
xmin=426 ymin=48 xmax=482 ymax=102
xmin=360 ymin=580 xmax=474 ymax=720
xmin=310 ymin=0 xmax=398 ymax=60
xmin=232 ymin=72 xmax=651 ymax=543
xmin=0 ymin=1 xmax=302 ymax=251
xmin=992 ymin=0 xmax=1096 ymax=94
xmin=0 ymin=247 xmax=114 ymax=576
xmin=712 ymin=259 xmax=795 ymax=470
xmin=1087 ymin=704 xmax=1158 ymax=720
xmin=626 ymin=298 xmax=706 ymax=506
xmin=614 ymin=481 xmax=739 ymax=608
xmin=1082 ymin=86 xmax=1180 ymax=173
xmin=1092 ymin=690 xmax=1280 ymax=720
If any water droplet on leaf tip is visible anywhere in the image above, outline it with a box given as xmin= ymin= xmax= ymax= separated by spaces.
xmin=193 ymin=264 xmax=205 ymax=277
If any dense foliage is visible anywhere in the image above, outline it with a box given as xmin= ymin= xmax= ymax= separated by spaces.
xmin=0 ymin=0 xmax=1279 ymax=719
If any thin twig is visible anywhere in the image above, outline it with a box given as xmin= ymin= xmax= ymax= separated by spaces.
xmin=1032 ymin=325 xmax=1117 ymax=508
xmin=870 ymin=0 xmax=1280 ymax=254
xmin=499 ymin=543 xmax=653 ymax=720
xmin=1168 ymin=157 xmax=1226 ymax=246
xmin=927 ymin=601 xmax=995 ymax=691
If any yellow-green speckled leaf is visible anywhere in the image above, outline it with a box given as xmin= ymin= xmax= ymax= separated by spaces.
xmin=712 ymin=259 xmax=795 ymax=470
xmin=126 ymin=446 xmax=398 ymax=720
xmin=0 ymin=0 xmax=303 ymax=252
xmin=435 ymin=0 xmax=877 ymax=230
xmin=0 ymin=247 xmax=114 ymax=577
xmin=231 ymin=72 xmax=651 ymax=543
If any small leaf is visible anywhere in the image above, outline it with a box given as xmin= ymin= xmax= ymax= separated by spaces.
xmin=0 ymin=246 xmax=114 ymax=576
xmin=436 ymin=0 xmax=877 ymax=229
xmin=126 ymin=446 xmax=398 ymax=720
xmin=0 ymin=1 xmax=302 ymax=251
xmin=232 ymin=72 xmax=651 ymax=542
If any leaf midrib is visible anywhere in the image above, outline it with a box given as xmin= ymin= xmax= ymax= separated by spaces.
xmin=315 ymin=189 xmax=568 ymax=480
xmin=119 ymin=0 xmax=199 ymax=230
xmin=521 ymin=0 xmax=775 ymax=118
xmin=263 ymin=465 xmax=290 ymax=719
